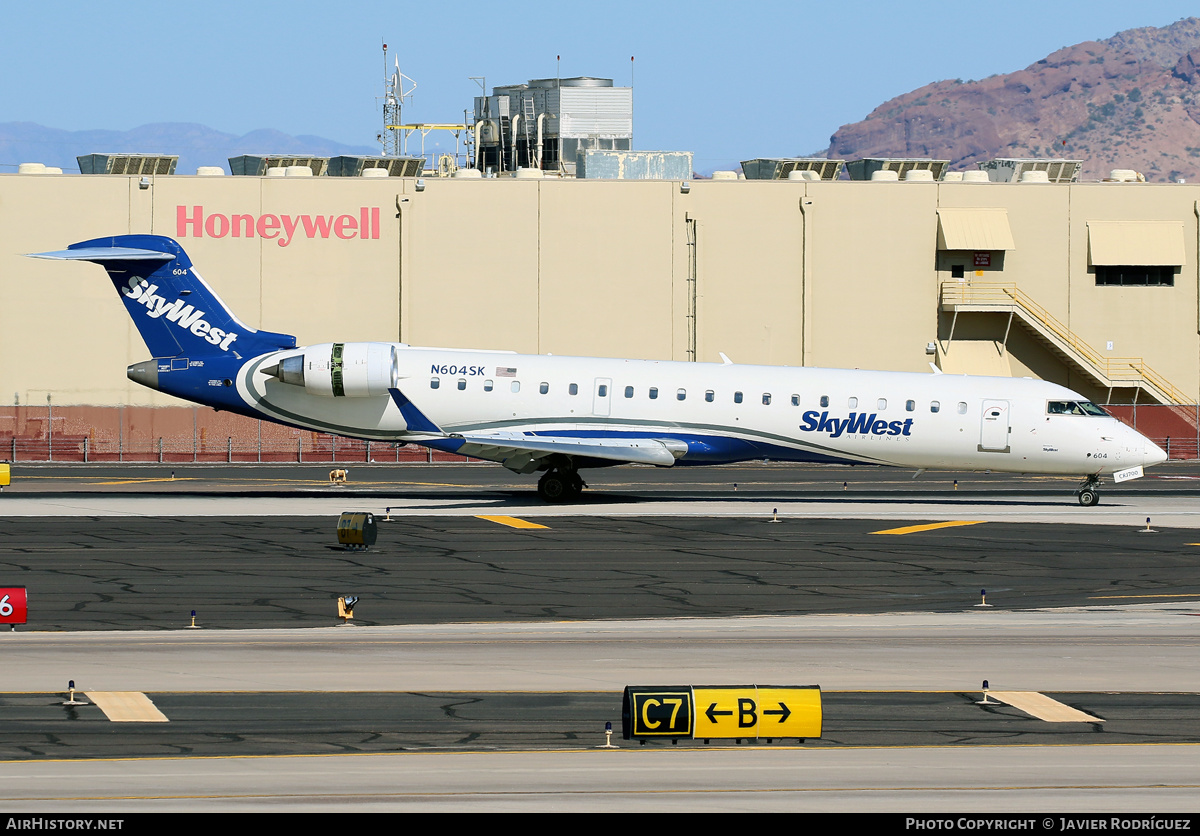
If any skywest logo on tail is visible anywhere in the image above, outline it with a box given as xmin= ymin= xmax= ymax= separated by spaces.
xmin=123 ymin=276 xmax=238 ymax=351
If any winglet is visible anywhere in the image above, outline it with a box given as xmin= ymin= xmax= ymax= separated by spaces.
xmin=388 ymin=388 xmax=443 ymax=434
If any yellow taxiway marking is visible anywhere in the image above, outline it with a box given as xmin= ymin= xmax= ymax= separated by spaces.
xmin=85 ymin=692 xmax=169 ymax=723
xmin=1088 ymin=593 xmax=1200 ymax=600
xmin=988 ymin=691 xmax=1102 ymax=723
xmin=91 ymin=478 xmax=198 ymax=485
xmin=870 ymin=521 xmax=985 ymax=535
xmin=475 ymin=515 xmax=550 ymax=530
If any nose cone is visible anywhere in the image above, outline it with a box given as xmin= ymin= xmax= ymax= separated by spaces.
xmin=1143 ymin=438 xmax=1169 ymax=468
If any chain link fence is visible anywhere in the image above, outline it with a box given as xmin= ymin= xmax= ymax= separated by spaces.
xmin=0 ymin=405 xmax=475 ymax=464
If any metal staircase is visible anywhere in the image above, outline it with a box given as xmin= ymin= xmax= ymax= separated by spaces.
xmin=939 ymin=281 xmax=1190 ymax=405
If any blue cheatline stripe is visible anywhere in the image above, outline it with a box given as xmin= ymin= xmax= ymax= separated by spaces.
xmin=388 ymin=388 xmax=444 ymax=434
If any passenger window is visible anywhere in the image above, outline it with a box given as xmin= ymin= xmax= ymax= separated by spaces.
xmin=791 ymin=394 xmax=800 ymax=406
xmin=598 ymin=384 xmax=608 ymax=397
xmin=484 ymin=379 xmax=494 ymax=392
xmin=906 ymin=399 xmax=915 ymax=412
xmin=457 ymin=379 xmax=466 ymax=390
xmin=705 ymin=390 xmax=715 ymax=403
xmin=820 ymin=395 xmax=829 ymax=408
xmin=734 ymin=391 xmax=743 ymax=404
xmin=957 ymin=402 xmax=967 ymax=414
xmin=930 ymin=401 xmax=940 ymax=413
xmin=569 ymin=383 xmax=578 ymax=396
xmin=677 ymin=388 xmax=686 ymax=401
xmin=511 ymin=381 xmax=520 ymax=393
xmin=430 ymin=377 xmax=440 ymax=389
xmin=762 ymin=393 xmax=772 ymax=405
xmin=649 ymin=387 xmax=659 ymax=400
xmin=848 ymin=397 xmax=858 ymax=408
xmin=625 ymin=386 xmax=634 ymax=398
xmin=539 ymin=382 xmax=549 ymax=395
xmin=877 ymin=398 xmax=886 ymax=410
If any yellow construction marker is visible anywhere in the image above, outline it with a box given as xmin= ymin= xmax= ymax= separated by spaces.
xmin=871 ymin=521 xmax=984 ymax=535
xmin=476 ymin=515 xmax=550 ymax=530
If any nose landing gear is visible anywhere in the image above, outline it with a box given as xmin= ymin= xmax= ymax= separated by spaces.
xmin=1075 ymin=474 xmax=1102 ymax=507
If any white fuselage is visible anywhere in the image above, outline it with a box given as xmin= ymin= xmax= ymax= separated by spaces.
xmin=237 ymin=345 xmax=1167 ymax=476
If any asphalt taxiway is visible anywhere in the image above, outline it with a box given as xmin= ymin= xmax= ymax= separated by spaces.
xmin=1 ymin=462 xmax=1198 ymax=811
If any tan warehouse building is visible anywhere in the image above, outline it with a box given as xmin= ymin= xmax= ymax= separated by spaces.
xmin=2 ymin=170 xmax=1198 ymax=459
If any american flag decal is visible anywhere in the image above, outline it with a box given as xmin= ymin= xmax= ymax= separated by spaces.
xmin=496 ymin=367 xmax=517 ymax=377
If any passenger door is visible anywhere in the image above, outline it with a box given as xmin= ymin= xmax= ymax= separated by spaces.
xmin=979 ymin=399 xmax=1010 ymax=452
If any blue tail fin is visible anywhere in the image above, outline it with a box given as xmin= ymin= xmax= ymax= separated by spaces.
xmin=30 ymin=234 xmax=295 ymax=359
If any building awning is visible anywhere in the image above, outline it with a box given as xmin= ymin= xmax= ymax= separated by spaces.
xmin=1087 ymin=221 xmax=1187 ymax=265
xmin=936 ymin=208 xmax=1015 ymax=251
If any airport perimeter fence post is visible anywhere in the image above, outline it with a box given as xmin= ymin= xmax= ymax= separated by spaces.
xmin=227 ymin=437 xmax=232 ymax=463
xmin=332 ymin=435 xmax=336 ymax=463
xmin=11 ymin=437 xmax=15 ymax=462
xmin=427 ymin=447 xmax=433 ymax=463
xmin=158 ymin=438 xmax=163 ymax=463
xmin=83 ymin=436 xmax=88 ymax=463
xmin=298 ymin=437 xmax=302 ymax=464
xmin=365 ymin=439 xmax=370 ymax=462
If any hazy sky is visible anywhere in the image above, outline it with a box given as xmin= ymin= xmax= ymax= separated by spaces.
xmin=2 ymin=1 xmax=1197 ymax=171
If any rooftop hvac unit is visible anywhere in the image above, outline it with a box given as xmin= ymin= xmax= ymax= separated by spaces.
xmin=77 ymin=154 xmax=178 ymax=175
xmin=327 ymin=156 xmax=425 ymax=177
xmin=846 ymin=158 xmax=949 ymax=181
xmin=741 ymin=158 xmax=845 ymax=181
xmin=228 ymin=155 xmax=330 ymax=176
xmin=980 ymin=158 xmax=1082 ymax=183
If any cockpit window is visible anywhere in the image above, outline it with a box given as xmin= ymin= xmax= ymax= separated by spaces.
xmin=1048 ymin=400 xmax=1107 ymax=416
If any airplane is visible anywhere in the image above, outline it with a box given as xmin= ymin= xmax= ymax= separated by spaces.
xmin=31 ymin=234 xmax=1168 ymax=505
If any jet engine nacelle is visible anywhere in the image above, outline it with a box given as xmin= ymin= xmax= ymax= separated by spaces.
xmin=267 ymin=342 xmax=398 ymax=397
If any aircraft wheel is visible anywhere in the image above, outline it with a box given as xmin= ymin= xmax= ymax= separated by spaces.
xmin=537 ymin=473 xmax=569 ymax=503
xmin=1077 ymin=489 xmax=1100 ymax=507
xmin=565 ymin=472 xmax=584 ymax=499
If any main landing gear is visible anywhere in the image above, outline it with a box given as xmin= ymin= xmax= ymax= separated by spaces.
xmin=1075 ymin=474 xmax=1102 ymax=507
xmin=537 ymin=467 xmax=586 ymax=503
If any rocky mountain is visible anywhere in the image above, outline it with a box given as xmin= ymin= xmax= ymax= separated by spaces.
xmin=827 ymin=17 xmax=1200 ymax=182
xmin=0 ymin=122 xmax=378 ymax=175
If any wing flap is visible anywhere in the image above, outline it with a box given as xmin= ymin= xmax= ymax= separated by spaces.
xmin=455 ymin=434 xmax=681 ymax=471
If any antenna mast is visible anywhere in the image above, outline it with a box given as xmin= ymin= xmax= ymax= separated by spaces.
xmin=378 ymin=42 xmax=417 ymax=156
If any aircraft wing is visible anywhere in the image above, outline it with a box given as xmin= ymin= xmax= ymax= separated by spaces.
xmin=388 ymin=386 xmax=685 ymax=471
xmin=451 ymin=433 xmax=686 ymax=473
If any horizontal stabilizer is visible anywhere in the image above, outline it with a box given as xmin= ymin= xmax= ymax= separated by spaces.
xmin=28 ymin=247 xmax=175 ymax=262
